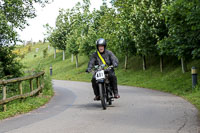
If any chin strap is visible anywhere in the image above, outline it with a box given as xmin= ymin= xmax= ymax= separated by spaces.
xmin=97 ymin=51 xmax=107 ymax=66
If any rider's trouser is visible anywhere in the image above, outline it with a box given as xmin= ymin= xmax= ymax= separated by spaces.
xmin=91 ymin=71 xmax=118 ymax=96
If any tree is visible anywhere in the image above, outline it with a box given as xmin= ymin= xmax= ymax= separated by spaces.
xmin=66 ymin=2 xmax=83 ymax=68
xmin=159 ymin=0 xmax=200 ymax=73
xmin=79 ymin=0 xmax=97 ymax=57
xmin=150 ymin=0 xmax=170 ymax=72
xmin=44 ymin=24 xmax=58 ymax=59
xmin=112 ymin=0 xmax=137 ymax=69
xmin=54 ymin=9 xmax=72 ymax=60
xmin=133 ymin=0 xmax=160 ymax=70
xmin=44 ymin=9 xmax=71 ymax=61
xmin=0 ymin=0 xmax=50 ymax=78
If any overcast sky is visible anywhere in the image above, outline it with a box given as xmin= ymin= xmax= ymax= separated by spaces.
xmin=18 ymin=0 xmax=110 ymax=43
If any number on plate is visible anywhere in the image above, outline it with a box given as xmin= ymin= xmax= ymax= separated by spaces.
xmin=95 ymin=70 xmax=105 ymax=80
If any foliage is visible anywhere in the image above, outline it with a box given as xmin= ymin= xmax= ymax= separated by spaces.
xmin=0 ymin=0 xmax=51 ymax=46
xmin=0 ymin=46 xmax=23 ymax=79
xmin=45 ymin=0 xmax=200 ymax=70
xmin=158 ymin=0 xmax=200 ymax=60
xmin=0 ymin=0 xmax=51 ymax=78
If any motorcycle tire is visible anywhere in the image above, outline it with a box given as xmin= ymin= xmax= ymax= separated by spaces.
xmin=99 ymin=83 xmax=107 ymax=110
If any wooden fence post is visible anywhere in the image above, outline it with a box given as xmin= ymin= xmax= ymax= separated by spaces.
xmin=3 ymin=85 xmax=7 ymax=112
xmin=36 ymin=77 xmax=39 ymax=89
xmin=41 ymin=74 xmax=44 ymax=94
xmin=30 ymin=79 xmax=33 ymax=91
xmin=36 ymin=77 xmax=42 ymax=96
xmin=19 ymin=81 xmax=23 ymax=95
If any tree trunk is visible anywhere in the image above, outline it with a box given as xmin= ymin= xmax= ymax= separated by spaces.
xmin=63 ymin=50 xmax=65 ymax=61
xmin=181 ymin=57 xmax=187 ymax=73
xmin=76 ymin=54 xmax=78 ymax=68
xmin=160 ymin=56 xmax=163 ymax=73
xmin=54 ymin=48 xmax=56 ymax=59
xmin=71 ymin=54 xmax=74 ymax=62
xmin=143 ymin=55 xmax=146 ymax=71
xmin=124 ymin=55 xmax=128 ymax=70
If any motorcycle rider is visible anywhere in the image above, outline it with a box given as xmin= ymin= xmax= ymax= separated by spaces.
xmin=86 ymin=38 xmax=120 ymax=100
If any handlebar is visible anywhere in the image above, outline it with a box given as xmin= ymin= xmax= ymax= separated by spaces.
xmin=86 ymin=65 xmax=114 ymax=74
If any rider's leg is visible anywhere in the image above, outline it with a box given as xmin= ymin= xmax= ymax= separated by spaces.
xmin=91 ymin=77 xmax=100 ymax=100
xmin=109 ymin=72 xmax=120 ymax=98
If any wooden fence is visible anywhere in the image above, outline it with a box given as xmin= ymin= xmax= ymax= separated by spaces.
xmin=0 ymin=71 xmax=45 ymax=111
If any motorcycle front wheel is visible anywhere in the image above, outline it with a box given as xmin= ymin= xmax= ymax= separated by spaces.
xmin=99 ymin=83 xmax=107 ymax=110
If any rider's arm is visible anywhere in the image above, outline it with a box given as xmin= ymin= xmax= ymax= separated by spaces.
xmin=88 ymin=52 xmax=96 ymax=69
xmin=109 ymin=51 xmax=119 ymax=68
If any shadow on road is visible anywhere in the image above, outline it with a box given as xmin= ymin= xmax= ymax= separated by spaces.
xmin=71 ymin=103 xmax=116 ymax=110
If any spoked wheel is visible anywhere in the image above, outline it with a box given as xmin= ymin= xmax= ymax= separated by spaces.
xmin=99 ymin=83 xmax=107 ymax=110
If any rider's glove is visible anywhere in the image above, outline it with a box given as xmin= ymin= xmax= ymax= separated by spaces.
xmin=85 ymin=68 xmax=91 ymax=73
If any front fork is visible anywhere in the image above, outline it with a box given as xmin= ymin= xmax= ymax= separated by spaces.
xmin=97 ymin=80 xmax=113 ymax=101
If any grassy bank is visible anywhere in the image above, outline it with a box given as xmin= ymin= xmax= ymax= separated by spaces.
xmin=21 ymin=43 xmax=200 ymax=111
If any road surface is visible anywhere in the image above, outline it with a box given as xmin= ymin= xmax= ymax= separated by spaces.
xmin=0 ymin=80 xmax=199 ymax=133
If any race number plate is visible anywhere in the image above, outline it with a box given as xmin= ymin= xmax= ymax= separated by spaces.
xmin=95 ymin=70 xmax=105 ymax=80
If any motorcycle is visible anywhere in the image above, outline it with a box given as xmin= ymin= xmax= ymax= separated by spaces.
xmin=89 ymin=64 xmax=114 ymax=110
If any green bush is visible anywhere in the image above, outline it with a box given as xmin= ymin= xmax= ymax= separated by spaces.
xmin=0 ymin=46 xmax=23 ymax=79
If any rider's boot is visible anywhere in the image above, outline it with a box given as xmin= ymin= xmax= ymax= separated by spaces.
xmin=114 ymin=92 xmax=120 ymax=99
xmin=113 ymin=89 xmax=120 ymax=99
xmin=114 ymin=93 xmax=120 ymax=99
xmin=94 ymin=95 xmax=100 ymax=100
xmin=92 ymin=78 xmax=100 ymax=100
xmin=112 ymin=78 xmax=120 ymax=99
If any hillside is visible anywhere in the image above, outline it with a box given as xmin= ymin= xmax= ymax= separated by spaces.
xmin=20 ymin=42 xmax=200 ymax=111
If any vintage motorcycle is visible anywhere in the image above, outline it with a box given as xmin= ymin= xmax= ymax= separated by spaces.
xmin=89 ymin=64 xmax=114 ymax=110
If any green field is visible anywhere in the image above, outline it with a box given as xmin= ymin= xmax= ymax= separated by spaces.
xmin=21 ymin=43 xmax=200 ymax=112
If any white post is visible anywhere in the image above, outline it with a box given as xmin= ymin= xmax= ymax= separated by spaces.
xmin=71 ymin=54 xmax=74 ymax=62
xmin=54 ymin=48 xmax=56 ymax=59
xmin=125 ymin=55 xmax=128 ymax=69
xmin=63 ymin=50 xmax=65 ymax=60
xmin=181 ymin=57 xmax=187 ymax=73
xmin=76 ymin=55 xmax=78 ymax=68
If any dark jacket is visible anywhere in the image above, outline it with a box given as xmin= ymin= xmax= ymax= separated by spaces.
xmin=88 ymin=49 xmax=118 ymax=69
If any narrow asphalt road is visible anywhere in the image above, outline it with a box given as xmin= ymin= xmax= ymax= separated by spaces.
xmin=0 ymin=80 xmax=199 ymax=133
